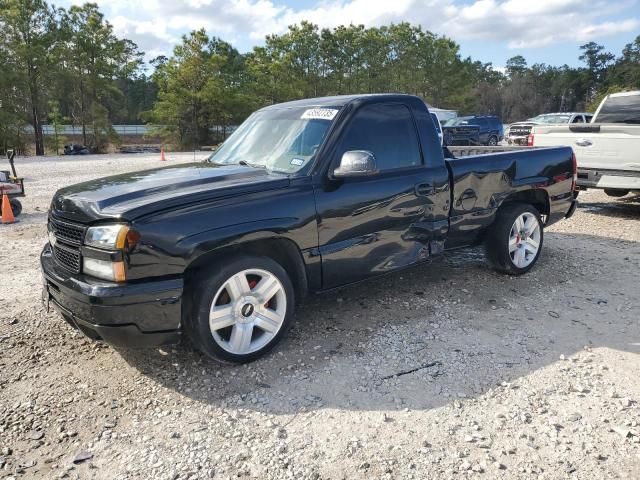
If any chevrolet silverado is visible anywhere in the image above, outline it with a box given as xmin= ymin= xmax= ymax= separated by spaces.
xmin=42 ymin=94 xmax=577 ymax=362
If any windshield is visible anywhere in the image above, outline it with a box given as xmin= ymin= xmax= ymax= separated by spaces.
xmin=529 ymin=114 xmax=571 ymax=124
xmin=444 ymin=117 xmax=476 ymax=126
xmin=596 ymin=94 xmax=640 ymax=124
xmin=209 ymin=106 xmax=339 ymax=174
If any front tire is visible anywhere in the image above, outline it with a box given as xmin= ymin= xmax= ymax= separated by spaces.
xmin=485 ymin=203 xmax=544 ymax=275
xmin=186 ymin=255 xmax=295 ymax=363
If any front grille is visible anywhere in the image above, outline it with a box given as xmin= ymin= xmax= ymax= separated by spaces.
xmin=49 ymin=216 xmax=86 ymax=246
xmin=53 ymin=243 xmax=81 ymax=273
xmin=49 ymin=216 xmax=84 ymax=273
xmin=509 ymin=126 xmax=532 ymax=136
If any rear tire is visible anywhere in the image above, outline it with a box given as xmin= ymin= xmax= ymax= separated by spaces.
xmin=604 ymin=189 xmax=629 ymax=198
xmin=485 ymin=203 xmax=544 ymax=275
xmin=487 ymin=135 xmax=498 ymax=146
xmin=186 ymin=255 xmax=295 ymax=363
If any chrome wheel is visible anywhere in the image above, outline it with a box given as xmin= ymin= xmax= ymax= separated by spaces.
xmin=509 ymin=212 xmax=541 ymax=269
xmin=209 ymin=269 xmax=287 ymax=355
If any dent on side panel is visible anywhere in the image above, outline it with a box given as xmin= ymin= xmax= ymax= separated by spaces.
xmin=319 ymin=228 xmax=429 ymax=282
xmin=316 ymin=173 xmax=434 ymax=288
xmin=445 ymin=147 xmax=575 ymax=247
xmin=445 ymin=161 xmax=513 ymax=248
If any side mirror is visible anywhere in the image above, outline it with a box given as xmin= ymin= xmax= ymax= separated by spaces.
xmin=333 ymin=150 xmax=378 ymax=178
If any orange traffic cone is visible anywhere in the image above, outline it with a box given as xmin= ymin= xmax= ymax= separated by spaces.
xmin=1 ymin=192 xmax=16 ymax=224
xmin=160 ymin=148 xmax=166 ymax=161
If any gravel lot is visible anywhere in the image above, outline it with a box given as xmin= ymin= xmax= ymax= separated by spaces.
xmin=1 ymin=153 xmax=639 ymax=480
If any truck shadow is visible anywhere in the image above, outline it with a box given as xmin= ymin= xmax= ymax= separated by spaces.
xmin=117 ymin=231 xmax=640 ymax=415
xmin=578 ymin=193 xmax=640 ymax=219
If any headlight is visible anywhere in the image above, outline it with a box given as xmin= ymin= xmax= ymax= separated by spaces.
xmin=83 ymin=257 xmax=126 ymax=282
xmin=82 ymin=224 xmax=139 ymax=282
xmin=85 ymin=224 xmax=129 ymax=250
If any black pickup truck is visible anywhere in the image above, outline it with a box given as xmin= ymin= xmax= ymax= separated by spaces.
xmin=41 ymin=94 xmax=577 ymax=362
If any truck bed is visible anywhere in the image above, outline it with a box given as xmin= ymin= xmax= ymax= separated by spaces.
xmin=442 ymin=146 xmax=575 ymax=248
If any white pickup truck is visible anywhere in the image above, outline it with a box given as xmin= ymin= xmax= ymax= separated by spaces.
xmin=529 ymin=91 xmax=640 ymax=197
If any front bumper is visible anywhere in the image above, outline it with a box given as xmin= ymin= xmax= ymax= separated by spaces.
xmin=41 ymin=244 xmax=183 ymax=348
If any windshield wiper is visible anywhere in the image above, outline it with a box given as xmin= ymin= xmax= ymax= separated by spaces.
xmin=237 ymin=160 xmax=263 ymax=168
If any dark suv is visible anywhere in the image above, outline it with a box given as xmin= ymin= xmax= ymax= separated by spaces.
xmin=443 ymin=115 xmax=504 ymax=146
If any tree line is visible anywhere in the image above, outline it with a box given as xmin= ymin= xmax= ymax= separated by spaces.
xmin=1 ymin=0 xmax=639 ymax=154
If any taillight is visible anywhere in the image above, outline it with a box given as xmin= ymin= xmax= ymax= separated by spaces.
xmin=527 ymin=134 xmax=534 ymax=147
xmin=571 ymin=152 xmax=577 ymax=191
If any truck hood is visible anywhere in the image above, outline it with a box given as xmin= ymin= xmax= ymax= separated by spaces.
xmin=50 ymin=162 xmax=290 ymax=223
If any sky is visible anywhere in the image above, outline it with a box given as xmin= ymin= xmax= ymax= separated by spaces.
xmin=59 ymin=0 xmax=640 ymax=70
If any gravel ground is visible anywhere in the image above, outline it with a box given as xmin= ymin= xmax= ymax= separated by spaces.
xmin=1 ymin=153 xmax=639 ymax=480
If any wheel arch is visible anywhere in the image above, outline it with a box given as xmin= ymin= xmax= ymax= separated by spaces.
xmin=499 ymin=189 xmax=550 ymax=221
xmin=183 ymin=236 xmax=309 ymax=305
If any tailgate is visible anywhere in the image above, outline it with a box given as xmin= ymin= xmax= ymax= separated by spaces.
xmin=531 ymin=124 xmax=640 ymax=171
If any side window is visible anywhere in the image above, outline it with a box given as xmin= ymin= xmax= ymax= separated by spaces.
xmin=572 ymin=115 xmax=584 ymax=123
xmin=337 ymin=104 xmax=422 ymax=171
xmin=585 ymin=115 xmax=593 ymax=123
xmin=477 ymin=118 xmax=489 ymax=130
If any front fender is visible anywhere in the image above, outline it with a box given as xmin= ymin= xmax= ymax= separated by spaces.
xmin=126 ymin=182 xmax=319 ymax=283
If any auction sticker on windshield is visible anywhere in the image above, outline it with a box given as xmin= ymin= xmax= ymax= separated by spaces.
xmin=301 ymin=108 xmax=339 ymax=120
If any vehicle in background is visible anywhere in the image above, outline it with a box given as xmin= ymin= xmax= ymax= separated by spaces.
xmin=430 ymin=112 xmax=443 ymax=145
xmin=428 ymin=105 xmax=458 ymax=123
xmin=443 ymin=115 xmax=503 ymax=146
xmin=64 ymin=144 xmax=90 ymax=155
xmin=507 ymin=113 xmax=593 ymax=146
xmin=529 ymin=91 xmax=640 ymax=197
xmin=41 ymin=94 xmax=576 ymax=363
xmin=0 ymin=150 xmax=25 ymax=217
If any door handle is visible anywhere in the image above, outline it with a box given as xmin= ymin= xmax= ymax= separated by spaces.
xmin=575 ymin=138 xmax=592 ymax=147
xmin=415 ymin=183 xmax=435 ymax=196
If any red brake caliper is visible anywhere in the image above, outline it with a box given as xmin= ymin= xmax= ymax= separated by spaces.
xmin=248 ymin=279 xmax=270 ymax=308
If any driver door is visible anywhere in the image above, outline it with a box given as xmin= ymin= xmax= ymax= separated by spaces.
xmin=314 ymin=102 xmax=445 ymax=289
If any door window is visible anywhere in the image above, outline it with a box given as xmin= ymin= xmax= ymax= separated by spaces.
xmin=337 ymin=104 xmax=422 ymax=171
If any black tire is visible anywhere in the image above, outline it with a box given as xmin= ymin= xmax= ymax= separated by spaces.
xmin=487 ymin=135 xmax=498 ymax=146
xmin=10 ymin=199 xmax=22 ymax=217
xmin=604 ymin=189 xmax=629 ymax=198
xmin=0 ymin=198 xmax=22 ymax=217
xmin=485 ymin=203 xmax=544 ymax=275
xmin=185 ymin=255 xmax=295 ymax=363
